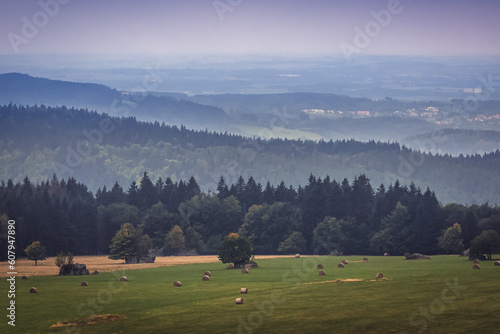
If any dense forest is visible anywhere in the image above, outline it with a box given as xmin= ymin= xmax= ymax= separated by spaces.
xmin=1 ymin=104 xmax=499 ymax=205
xmin=1 ymin=172 xmax=499 ymax=261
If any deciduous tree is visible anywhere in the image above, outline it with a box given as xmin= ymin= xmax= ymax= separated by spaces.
xmin=24 ymin=241 xmax=48 ymax=266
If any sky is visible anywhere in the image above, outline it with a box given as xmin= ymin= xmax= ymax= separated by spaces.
xmin=1 ymin=0 xmax=500 ymax=57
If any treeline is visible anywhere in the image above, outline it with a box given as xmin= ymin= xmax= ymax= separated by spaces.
xmin=2 ymin=104 xmax=500 ymax=205
xmin=1 ymin=173 xmax=499 ymax=260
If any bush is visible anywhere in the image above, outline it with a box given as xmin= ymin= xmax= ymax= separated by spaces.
xmin=55 ymin=251 xmax=74 ymax=268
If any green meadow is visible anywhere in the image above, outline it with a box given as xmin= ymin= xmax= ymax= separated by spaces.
xmin=1 ymin=256 xmax=499 ymax=334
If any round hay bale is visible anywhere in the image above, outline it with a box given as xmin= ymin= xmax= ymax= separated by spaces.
xmin=204 ymin=271 xmax=212 ymax=276
xmin=81 ymin=281 xmax=88 ymax=286
xmin=377 ymin=273 xmax=384 ymax=279
xmin=319 ymin=271 xmax=326 ymax=276
xmin=472 ymin=264 xmax=480 ymax=270
xmin=120 ymin=276 xmax=128 ymax=282
xmin=29 ymin=287 xmax=37 ymax=294
xmin=227 ymin=264 xmax=235 ymax=269
xmin=337 ymin=263 xmax=344 ymax=268
xmin=173 ymin=281 xmax=182 ymax=287
xmin=473 ymin=259 xmax=480 ymax=264
xmin=202 ymin=275 xmax=210 ymax=281
xmin=295 ymin=254 xmax=300 ymax=258
xmin=22 ymin=275 xmax=28 ymax=280
xmin=241 ymin=268 xmax=249 ymax=274
xmin=384 ymin=253 xmax=390 ymax=256
xmin=92 ymin=270 xmax=99 ymax=275
xmin=495 ymin=261 xmax=500 ymax=266
xmin=235 ymin=298 xmax=244 ymax=304
xmin=363 ymin=257 xmax=368 ymax=262
xmin=341 ymin=259 xmax=348 ymax=265
xmin=317 ymin=264 xmax=324 ymax=269
xmin=240 ymin=288 xmax=248 ymax=294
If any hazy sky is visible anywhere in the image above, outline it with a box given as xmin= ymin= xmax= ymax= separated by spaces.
xmin=1 ymin=0 xmax=500 ymax=57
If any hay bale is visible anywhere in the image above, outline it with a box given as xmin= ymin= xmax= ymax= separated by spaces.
xmin=235 ymin=298 xmax=244 ymax=304
xmin=240 ymin=288 xmax=248 ymax=294
xmin=384 ymin=253 xmax=390 ymax=256
xmin=317 ymin=264 xmax=324 ymax=269
xmin=319 ymin=271 xmax=326 ymax=276
xmin=363 ymin=257 xmax=368 ymax=262
xmin=473 ymin=264 xmax=480 ymax=270
xmin=120 ymin=276 xmax=127 ymax=282
xmin=173 ymin=281 xmax=182 ymax=287
xmin=29 ymin=287 xmax=37 ymax=293
xmin=227 ymin=264 xmax=235 ymax=269
xmin=377 ymin=273 xmax=384 ymax=279
xmin=22 ymin=275 xmax=28 ymax=280
xmin=341 ymin=259 xmax=348 ymax=265
xmin=295 ymin=254 xmax=300 ymax=258
xmin=92 ymin=270 xmax=99 ymax=275
xmin=241 ymin=268 xmax=249 ymax=274
xmin=204 ymin=271 xmax=211 ymax=276
xmin=337 ymin=263 xmax=344 ymax=268
xmin=473 ymin=259 xmax=480 ymax=264
xmin=81 ymin=281 xmax=88 ymax=286
xmin=495 ymin=261 xmax=500 ymax=266
xmin=202 ymin=275 xmax=210 ymax=281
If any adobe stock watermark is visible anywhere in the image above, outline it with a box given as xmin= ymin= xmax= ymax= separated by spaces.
xmin=205 ymin=105 xmax=289 ymax=192
xmin=384 ymin=73 xmax=495 ymax=186
xmin=213 ymin=0 xmax=243 ymax=21
xmin=52 ymin=66 xmax=162 ymax=177
xmin=399 ymin=278 xmax=467 ymax=333
xmin=235 ymin=233 xmax=335 ymax=333
xmin=339 ymin=0 xmax=406 ymax=63
xmin=62 ymin=270 xmax=130 ymax=334
xmin=7 ymin=0 xmax=71 ymax=54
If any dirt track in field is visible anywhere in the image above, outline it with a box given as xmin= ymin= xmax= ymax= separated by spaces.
xmin=0 ymin=255 xmax=294 ymax=277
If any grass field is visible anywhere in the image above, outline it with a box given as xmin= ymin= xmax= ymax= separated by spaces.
xmin=1 ymin=255 xmax=499 ymax=333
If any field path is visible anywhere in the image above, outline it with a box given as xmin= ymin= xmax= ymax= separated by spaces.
xmin=0 ymin=255 xmax=292 ymax=277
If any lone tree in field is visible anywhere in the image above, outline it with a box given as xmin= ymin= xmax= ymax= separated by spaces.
xmin=218 ymin=233 xmax=252 ymax=267
xmin=24 ymin=241 xmax=48 ymax=266
xmin=109 ymin=223 xmax=141 ymax=262
xmin=469 ymin=230 xmax=500 ymax=260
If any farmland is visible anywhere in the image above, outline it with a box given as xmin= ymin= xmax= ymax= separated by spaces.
xmin=1 ymin=255 xmax=499 ymax=333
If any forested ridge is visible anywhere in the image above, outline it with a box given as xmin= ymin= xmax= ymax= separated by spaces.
xmin=1 ymin=172 xmax=499 ymax=261
xmin=1 ymin=104 xmax=499 ymax=205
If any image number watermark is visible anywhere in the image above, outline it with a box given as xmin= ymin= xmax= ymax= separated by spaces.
xmin=7 ymin=0 xmax=71 ymax=53
xmin=6 ymin=220 xmax=17 ymax=327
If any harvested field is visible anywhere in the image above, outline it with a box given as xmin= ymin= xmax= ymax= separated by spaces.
xmin=0 ymin=255 xmax=295 ymax=277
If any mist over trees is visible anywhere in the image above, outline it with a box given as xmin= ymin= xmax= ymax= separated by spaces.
xmin=1 ymin=104 xmax=500 ymax=205
xmin=1 ymin=172 xmax=499 ymax=261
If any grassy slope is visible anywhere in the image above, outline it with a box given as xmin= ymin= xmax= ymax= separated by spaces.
xmin=1 ymin=256 xmax=499 ymax=334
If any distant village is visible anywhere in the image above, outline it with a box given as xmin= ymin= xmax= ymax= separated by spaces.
xmin=303 ymin=105 xmax=500 ymax=128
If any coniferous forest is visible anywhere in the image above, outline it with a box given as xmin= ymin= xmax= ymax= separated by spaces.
xmin=1 ymin=104 xmax=500 ymax=260
xmin=1 ymin=171 xmax=499 ymax=261
xmin=1 ymin=104 xmax=500 ymax=205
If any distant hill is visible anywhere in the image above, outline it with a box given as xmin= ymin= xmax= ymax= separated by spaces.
xmin=0 ymin=72 xmax=121 ymax=108
xmin=403 ymin=129 xmax=500 ymax=156
xmin=1 ymin=73 xmax=499 ymax=153
xmin=0 ymin=73 xmax=226 ymax=125
xmin=1 ymin=105 xmax=499 ymax=205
